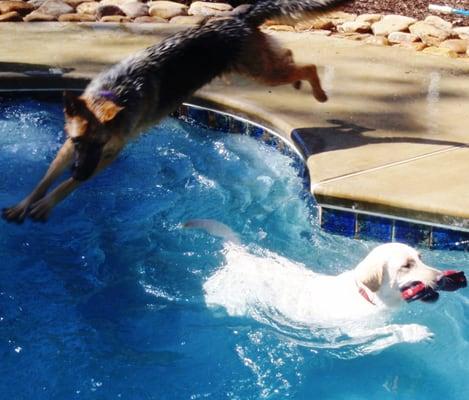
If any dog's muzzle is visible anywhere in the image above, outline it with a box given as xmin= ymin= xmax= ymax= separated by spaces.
xmin=71 ymin=141 xmax=104 ymax=181
xmin=400 ymin=270 xmax=467 ymax=303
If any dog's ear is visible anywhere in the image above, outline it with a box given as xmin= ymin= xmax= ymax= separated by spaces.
xmin=93 ymin=100 xmax=124 ymax=124
xmin=63 ymin=91 xmax=87 ymax=117
xmin=360 ymin=264 xmax=384 ymax=293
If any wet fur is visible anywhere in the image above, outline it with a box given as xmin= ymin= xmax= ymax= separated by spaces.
xmin=3 ymin=0 xmax=348 ymax=222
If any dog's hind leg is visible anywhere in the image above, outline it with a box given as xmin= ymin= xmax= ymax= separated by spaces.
xmin=2 ymin=139 xmax=74 ymax=223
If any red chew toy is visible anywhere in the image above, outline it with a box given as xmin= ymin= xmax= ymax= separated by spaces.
xmin=400 ymin=270 xmax=466 ymax=303
xmin=437 ymin=270 xmax=467 ymax=292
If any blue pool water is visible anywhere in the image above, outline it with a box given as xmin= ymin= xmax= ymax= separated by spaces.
xmin=0 ymin=97 xmax=468 ymax=400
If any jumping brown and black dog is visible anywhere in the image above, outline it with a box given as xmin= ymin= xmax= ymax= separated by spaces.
xmin=3 ymin=0 xmax=348 ymax=223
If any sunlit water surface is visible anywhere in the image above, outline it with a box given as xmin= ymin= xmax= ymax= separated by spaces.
xmin=0 ymin=98 xmax=468 ymax=400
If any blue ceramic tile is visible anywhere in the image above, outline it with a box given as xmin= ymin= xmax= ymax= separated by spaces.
xmin=321 ymin=208 xmax=356 ymax=237
xmin=357 ymin=214 xmax=393 ymax=242
xmin=291 ymin=129 xmax=309 ymax=158
xmin=187 ymin=107 xmax=210 ymax=127
xmin=229 ymin=118 xmax=248 ymax=134
xmin=214 ymin=113 xmax=231 ymax=132
xmin=394 ymin=220 xmax=431 ymax=247
xmin=431 ymin=228 xmax=469 ymax=251
xmin=248 ymin=125 xmax=264 ymax=138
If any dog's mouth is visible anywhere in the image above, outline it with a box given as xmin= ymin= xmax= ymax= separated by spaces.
xmin=400 ymin=281 xmax=439 ymax=303
xmin=71 ymin=140 xmax=104 ymax=181
xmin=400 ymin=270 xmax=467 ymax=303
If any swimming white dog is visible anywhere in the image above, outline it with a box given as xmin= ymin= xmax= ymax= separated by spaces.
xmin=186 ymin=220 xmax=444 ymax=352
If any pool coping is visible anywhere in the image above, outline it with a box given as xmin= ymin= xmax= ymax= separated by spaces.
xmin=1 ymin=23 xmax=468 ymax=250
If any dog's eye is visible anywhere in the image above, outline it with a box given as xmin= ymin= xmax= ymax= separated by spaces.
xmin=402 ymin=263 xmax=412 ymax=269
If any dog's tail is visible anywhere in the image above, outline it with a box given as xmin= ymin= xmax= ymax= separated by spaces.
xmin=243 ymin=0 xmax=350 ymax=27
xmin=184 ymin=219 xmax=241 ymax=245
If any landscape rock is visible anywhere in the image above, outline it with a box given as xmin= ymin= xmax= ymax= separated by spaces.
xmin=27 ymin=0 xmax=48 ymax=7
xmin=148 ymin=1 xmax=187 ymax=19
xmin=97 ymin=4 xmax=124 ymax=19
xmin=0 ymin=1 xmax=34 ymax=15
xmin=0 ymin=10 xmax=22 ymax=21
xmin=308 ymin=29 xmax=332 ymax=36
xmin=63 ymin=0 xmax=87 ymax=7
xmin=454 ymin=27 xmax=469 ymax=40
xmin=133 ymin=15 xmax=166 ymax=22
xmin=100 ymin=0 xmax=136 ymax=6
xmin=337 ymin=20 xmax=371 ymax=34
xmin=387 ymin=31 xmax=419 ymax=44
xmin=100 ymin=14 xmax=130 ymax=22
xmin=169 ymin=15 xmax=205 ymax=24
xmin=422 ymin=46 xmax=458 ymax=58
xmin=58 ymin=12 xmax=95 ymax=21
xmin=364 ymin=35 xmax=390 ymax=46
xmin=188 ymin=1 xmax=232 ymax=17
xmin=356 ymin=13 xmax=382 ymax=24
xmin=439 ymin=39 xmax=468 ymax=54
xmin=119 ymin=1 xmax=148 ymax=18
xmin=76 ymin=1 xmax=98 ymax=14
xmin=23 ymin=11 xmax=57 ymax=21
xmin=326 ymin=11 xmax=356 ymax=25
xmin=36 ymin=0 xmax=74 ymax=17
xmin=371 ymin=15 xmax=416 ymax=36
xmin=424 ymin=15 xmax=453 ymax=32
xmin=266 ymin=24 xmax=295 ymax=32
xmin=295 ymin=18 xmax=334 ymax=31
xmin=409 ymin=21 xmax=452 ymax=46
xmin=394 ymin=41 xmax=427 ymax=51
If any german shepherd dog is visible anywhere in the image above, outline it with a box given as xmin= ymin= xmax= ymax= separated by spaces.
xmin=3 ymin=0 xmax=347 ymax=223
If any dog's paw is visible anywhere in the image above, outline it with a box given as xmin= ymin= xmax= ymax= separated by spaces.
xmin=29 ymin=197 xmax=54 ymax=223
xmin=313 ymin=89 xmax=328 ymax=103
xmin=398 ymin=324 xmax=434 ymax=343
xmin=2 ymin=202 xmax=30 ymax=224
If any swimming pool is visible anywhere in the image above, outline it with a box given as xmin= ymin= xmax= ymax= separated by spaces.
xmin=0 ymin=96 xmax=468 ymax=399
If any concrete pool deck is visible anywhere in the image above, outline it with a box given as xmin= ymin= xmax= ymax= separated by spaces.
xmin=0 ymin=23 xmax=468 ymax=231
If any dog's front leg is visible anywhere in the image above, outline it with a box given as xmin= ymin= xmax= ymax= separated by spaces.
xmin=28 ymin=143 xmax=123 ymax=222
xmin=2 ymin=139 xmax=74 ymax=223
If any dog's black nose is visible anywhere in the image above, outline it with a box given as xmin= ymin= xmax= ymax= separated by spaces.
xmin=71 ymin=141 xmax=103 ymax=181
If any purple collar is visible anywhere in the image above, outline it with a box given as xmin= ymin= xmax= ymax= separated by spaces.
xmin=98 ymin=90 xmax=118 ymax=102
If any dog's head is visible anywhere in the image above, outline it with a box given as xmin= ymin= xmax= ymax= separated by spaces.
xmin=64 ymin=91 xmax=123 ymax=181
xmin=355 ymin=243 xmax=441 ymax=306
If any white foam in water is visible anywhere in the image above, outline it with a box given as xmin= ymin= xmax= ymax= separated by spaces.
xmin=204 ymin=244 xmax=434 ymax=355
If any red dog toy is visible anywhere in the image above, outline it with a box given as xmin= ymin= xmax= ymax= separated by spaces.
xmin=400 ymin=270 xmax=466 ymax=303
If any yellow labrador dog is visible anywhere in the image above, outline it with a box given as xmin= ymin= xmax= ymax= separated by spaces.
xmin=187 ymin=220 xmax=446 ymax=352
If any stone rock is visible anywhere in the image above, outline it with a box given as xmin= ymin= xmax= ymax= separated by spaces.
xmin=100 ymin=14 xmax=130 ymax=22
xmin=387 ymin=31 xmax=419 ymax=44
xmin=120 ymin=1 xmax=148 ymax=18
xmin=76 ymin=1 xmax=98 ymax=15
xmin=27 ymin=0 xmax=48 ymax=7
xmin=364 ymin=35 xmax=390 ymax=46
xmin=0 ymin=1 xmax=34 ymax=15
xmin=36 ymin=0 xmax=74 ymax=17
xmin=97 ymin=4 xmax=124 ymax=19
xmin=326 ymin=11 xmax=356 ymax=25
xmin=371 ymin=15 xmax=416 ymax=36
xmin=307 ymin=29 xmax=332 ymax=36
xmin=439 ymin=39 xmax=468 ymax=54
xmin=335 ymin=32 xmax=371 ymax=41
xmin=63 ymin=0 xmax=87 ymax=7
xmin=422 ymin=46 xmax=458 ymax=58
xmin=0 ymin=10 xmax=22 ymax=21
xmin=58 ymin=12 xmax=95 ymax=21
xmin=148 ymin=1 xmax=187 ymax=19
xmin=230 ymin=4 xmax=250 ymax=16
xmin=265 ymin=24 xmax=295 ymax=32
xmin=394 ymin=42 xmax=427 ymax=51
xmin=24 ymin=10 xmax=57 ymax=20
xmin=454 ymin=27 xmax=469 ymax=40
xmin=295 ymin=18 xmax=334 ymax=31
xmin=133 ymin=15 xmax=166 ymax=23
xmin=100 ymin=0 xmax=137 ymax=6
xmin=424 ymin=15 xmax=453 ymax=32
xmin=188 ymin=1 xmax=232 ymax=17
xmin=337 ymin=21 xmax=371 ymax=34
xmin=169 ymin=15 xmax=204 ymax=24
xmin=409 ymin=21 xmax=452 ymax=46
xmin=356 ymin=13 xmax=382 ymax=24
